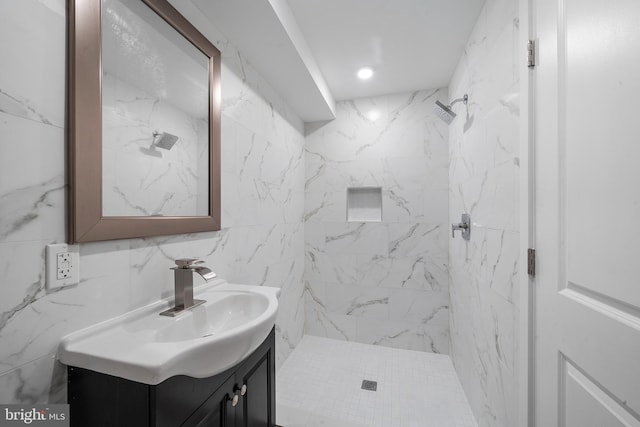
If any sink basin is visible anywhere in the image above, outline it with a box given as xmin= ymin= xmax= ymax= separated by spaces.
xmin=58 ymin=281 xmax=280 ymax=385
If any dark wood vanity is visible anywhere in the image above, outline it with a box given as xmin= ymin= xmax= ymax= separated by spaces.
xmin=67 ymin=328 xmax=275 ymax=427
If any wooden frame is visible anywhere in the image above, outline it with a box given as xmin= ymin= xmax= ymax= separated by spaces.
xmin=68 ymin=0 xmax=221 ymax=243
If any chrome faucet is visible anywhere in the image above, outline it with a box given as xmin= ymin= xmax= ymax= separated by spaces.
xmin=160 ymin=258 xmax=217 ymax=317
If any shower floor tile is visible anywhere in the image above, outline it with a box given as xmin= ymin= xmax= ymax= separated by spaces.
xmin=277 ymin=335 xmax=477 ymax=427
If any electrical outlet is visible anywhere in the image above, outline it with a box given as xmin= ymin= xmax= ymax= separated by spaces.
xmin=46 ymin=243 xmax=80 ymax=291
xmin=57 ymin=268 xmax=71 ymax=280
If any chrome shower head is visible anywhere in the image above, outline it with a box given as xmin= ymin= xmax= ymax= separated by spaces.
xmin=140 ymin=131 xmax=179 ymax=157
xmin=153 ymin=132 xmax=179 ymax=150
xmin=433 ymin=94 xmax=468 ymax=125
xmin=434 ymin=100 xmax=456 ymax=124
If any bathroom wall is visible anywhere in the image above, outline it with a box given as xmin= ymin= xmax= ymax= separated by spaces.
xmin=0 ymin=0 xmax=305 ymax=404
xmin=304 ymin=90 xmax=450 ymax=353
xmin=447 ymin=0 xmax=520 ymax=425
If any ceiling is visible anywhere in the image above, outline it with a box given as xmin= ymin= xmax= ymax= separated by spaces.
xmin=286 ymin=0 xmax=485 ymax=101
xmin=174 ymin=0 xmax=485 ymax=121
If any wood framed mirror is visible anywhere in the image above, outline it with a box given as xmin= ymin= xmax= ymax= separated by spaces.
xmin=68 ymin=0 xmax=221 ymax=243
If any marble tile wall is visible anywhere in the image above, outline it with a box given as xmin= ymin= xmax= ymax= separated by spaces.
xmin=447 ymin=0 xmax=520 ymax=425
xmin=102 ymin=73 xmax=208 ymax=217
xmin=304 ymin=90 xmax=451 ymax=353
xmin=0 ymin=0 xmax=305 ymax=404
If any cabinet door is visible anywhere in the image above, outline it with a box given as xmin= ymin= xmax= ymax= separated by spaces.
xmin=235 ymin=333 xmax=275 ymax=427
xmin=241 ymin=357 xmax=270 ymax=427
xmin=181 ymin=376 xmax=236 ymax=427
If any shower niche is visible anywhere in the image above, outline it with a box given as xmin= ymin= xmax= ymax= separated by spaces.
xmin=347 ymin=187 xmax=382 ymax=222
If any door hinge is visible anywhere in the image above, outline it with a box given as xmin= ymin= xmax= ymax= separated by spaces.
xmin=527 ymin=248 xmax=536 ymax=277
xmin=527 ymin=40 xmax=536 ymax=68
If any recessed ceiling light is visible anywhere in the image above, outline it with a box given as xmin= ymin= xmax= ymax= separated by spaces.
xmin=367 ymin=110 xmax=380 ymax=121
xmin=357 ymin=67 xmax=374 ymax=80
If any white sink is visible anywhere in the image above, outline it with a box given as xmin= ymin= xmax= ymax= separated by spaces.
xmin=58 ymin=281 xmax=280 ymax=385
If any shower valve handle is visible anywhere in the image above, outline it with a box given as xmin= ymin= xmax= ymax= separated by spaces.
xmin=451 ymin=223 xmax=468 ymax=237
xmin=451 ymin=214 xmax=471 ymax=241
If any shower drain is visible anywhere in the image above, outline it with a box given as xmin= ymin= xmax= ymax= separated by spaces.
xmin=361 ymin=380 xmax=378 ymax=391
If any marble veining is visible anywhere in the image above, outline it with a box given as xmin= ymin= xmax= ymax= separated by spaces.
xmin=0 ymin=177 xmax=65 ymax=241
xmin=0 ymin=0 xmax=305 ymax=404
xmin=0 ymin=89 xmax=54 ymax=126
xmin=304 ymin=89 xmax=450 ymax=353
xmin=448 ymin=0 xmax=520 ymax=425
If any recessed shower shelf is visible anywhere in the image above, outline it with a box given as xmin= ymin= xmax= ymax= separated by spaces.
xmin=347 ymin=187 xmax=382 ymax=222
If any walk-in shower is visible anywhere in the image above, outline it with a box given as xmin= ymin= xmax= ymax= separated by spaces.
xmin=434 ymin=94 xmax=468 ymax=124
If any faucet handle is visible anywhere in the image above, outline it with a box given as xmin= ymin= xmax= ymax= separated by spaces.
xmin=175 ymin=258 xmax=205 ymax=268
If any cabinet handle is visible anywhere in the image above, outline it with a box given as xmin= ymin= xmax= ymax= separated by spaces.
xmin=230 ymin=394 xmax=239 ymax=407
xmin=234 ymin=383 xmax=248 ymax=396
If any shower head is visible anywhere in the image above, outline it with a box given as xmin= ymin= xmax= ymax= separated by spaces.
xmin=140 ymin=131 xmax=179 ymax=157
xmin=153 ymin=132 xmax=179 ymax=150
xmin=434 ymin=100 xmax=456 ymax=124
xmin=433 ymin=94 xmax=468 ymax=125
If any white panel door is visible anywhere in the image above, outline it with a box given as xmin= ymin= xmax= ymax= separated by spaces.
xmin=533 ymin=0 xmax=640 ymax=426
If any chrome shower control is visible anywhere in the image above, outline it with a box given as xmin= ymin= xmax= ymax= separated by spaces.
xmin=452 ymin=213 xmax=471 ymax=241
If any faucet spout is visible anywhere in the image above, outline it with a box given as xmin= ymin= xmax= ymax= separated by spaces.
xmin=193 ymin=266 xmax=217 ymax=281
xmin=160 ymin=258 xmax=216 ymax=317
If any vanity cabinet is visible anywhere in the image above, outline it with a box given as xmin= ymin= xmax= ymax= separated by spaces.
xmin=68 ymin=328 xmax=275 ymax=427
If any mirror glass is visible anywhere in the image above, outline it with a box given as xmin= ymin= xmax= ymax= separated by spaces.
xmin=101 ymin=0 xmax=210 ymax=217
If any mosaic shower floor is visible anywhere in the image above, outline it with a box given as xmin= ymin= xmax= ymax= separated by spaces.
xmin=277 ymin=335 xmax=477 ymax=427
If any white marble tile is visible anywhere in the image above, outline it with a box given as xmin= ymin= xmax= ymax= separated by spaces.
xmin=306 ymin=250 xmax=358 ymax=286
xmin=0 ymin=113 xmax=65 ymax=243
xmin=0 ymin=240 xmax=133 ymax=375
xmin=387 ymin=222 xmax=447 ymax=259
xmin=220 ymin=114 xmax=237 ymax=174
xmin=448 ymin=0 xmax=520 ymax=425
xmin=304 ymin=283 xmax=358 ymax=341
xmin=0 ymin=241 xmax=49 ymax=375
xmin=275 ymin=275 xmax=305 ymax=369
xmin=0 ymin=354 xmax=65 ymax=405
xmin=355 ymin=254 xmax=446 ymax=291
xmin=220 ymin=58 xmax=264 ymax=136
xmin=388 ymin=289 xmax=449 ymax=326
xmin=325 ymin=285 xmax=390 ymax=319
xmin=382 ymin=189 xmax=424 ymax=223
xmin=486 ymin=94 xmax=520 ymax=169
xmin=324 ymin=223 xmax=389 ymax=257
xmin=356 ymin=318 xmax=449 ymax=354
xmin=422 ymin=188 xmax=450 ymax=224
xmin=0 ymin=0 xmax=66 ymax=127
xmin=304 ymin=191 xmax=346 ymax=223
xmin=304 ymin=89 xmax=450 ymax=354
xmin=305 ymin=309 xmax=358 ymax=343
xmin=484 ymin=229 xmax=520 ymax=304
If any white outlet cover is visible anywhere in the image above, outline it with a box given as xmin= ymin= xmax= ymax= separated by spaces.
xmin=46 ymin=243 xmax=80 ymax=291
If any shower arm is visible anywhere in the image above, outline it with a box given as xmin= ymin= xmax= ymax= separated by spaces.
xmin=449 ymin=94 xmax=469 ymax=107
